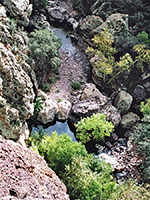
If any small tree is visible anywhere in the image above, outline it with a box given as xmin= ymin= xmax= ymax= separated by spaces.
xmin=75 ymin=113 xmax=114 ymax=144
xmin=28 ymin=29 xmax=62 ymax=74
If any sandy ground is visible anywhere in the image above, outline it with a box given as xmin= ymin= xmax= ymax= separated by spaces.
xmin=47 ymin=49 xmax=89 ymax=103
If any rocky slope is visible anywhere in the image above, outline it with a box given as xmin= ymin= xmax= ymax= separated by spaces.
xmin=0 ymin=136 xmax=69 ymax=199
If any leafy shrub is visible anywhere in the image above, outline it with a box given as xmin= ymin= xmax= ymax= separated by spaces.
xmin=39 ymin=83 xmax=50 ymax=93
xmin=140 ymin=99 xmax=150 ymax=116
xmin=28 ymin=29 xmax=62 ymax=74
xmin=34 ymin=0 xmax=48 ymax=10
xmin=33 ymin=97 xmax=43 ymax=117
xmin=110 ymin=179 xmax=150 ymax=200
xmin=71 ymin=82 xmax=81 ymax=90
xmin=71 ymin=0 xmax=85 ymax=16
xmin=137 ymin=31 xmax=150 ymax=46
xmin=29 ymin=132 xmax=115 ymax=200
xmin=62 ymin=155 xmax=115 ymax=200
xmin=132 ymin=117 xmax=150 ymax=182
xmin=75 ymin=113 xmax=114 ymax=143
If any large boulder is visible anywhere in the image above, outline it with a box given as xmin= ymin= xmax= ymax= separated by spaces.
xmin=79 ymin=15 xmax=104 ymax=38
xmin=114 ymin=90 xmax=133 ymax=115
xmin=37 ymin=99 xmax=58 ymax=124
xmin=47 ymin=6 xmax=69 ymax=23
xmin=0 ymin=136 xmax=69 ymax=199
xmin=92 ymin=13 xmax=128 ymax=36
xmin=2 ymin=0 xmax=32 ymax=26
xmin=121 ymin=112 xmax=140 ymax=129
xmin=57 ymin=100 xmax=72 ymax=121
xmin=69 ymin=92 xmax=121 ymax=127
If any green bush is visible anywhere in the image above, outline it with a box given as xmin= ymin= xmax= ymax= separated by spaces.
xmin=137 ymin=31 xmax=150 ymax=46
xmin=110 ymin=179 xmax=150 ymax=200
xmin=71 ymin=82 xmax=81 ymax=90
xmin=62 ymin=155 xmax=115 ymax=200
xmin=29 ymin=131 xmax=115 ymax=200
xmin=75 ymin=113 xmax=114 ymax=144
xmin=28 ymin=29 xmax=62 ymax=73
xmin=34 ymin=0 xmax=48 ymax=10
xmin=140 ymin=99 xmax=150 ymax=116
xmin=71 ymin=0 xmax=85 ymax=16
xmin=33 ymin=97 xmax=43 ymax=117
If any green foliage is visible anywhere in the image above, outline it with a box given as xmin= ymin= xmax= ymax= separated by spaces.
xmin=75 ymin=113 xmax=114 ymax=144
xmin=62 ymin=155 xmax=115 ymax=200
xmin=34 ymin=0 xmax=48 ymax=9
xmin=133 ymin=44 xmax=150 ymax=71
xmin=39 ymin=83 xmax=50 ymax=93
xmin=87 ymin=29 xmax=150 ymax=83
xmin=110 ymin=179 xmax=150 ymax=200
xmin=132 ymin=118 xmax=150 ymax=182
xmin=71 ymin=0 xmax=85 ymax=16
xmin=33 ymin=97 xmax=43 ymax=117
xmin=71 ymin=82 xmax=81 ymax=90
xmin=7 ymin=18 xmax=17 ymax=36
xmin=137 ymin=31 xmax=150 ymax=46
xmin=28 ymin=29 xmax=62 ymax=73
xmin=29 ymin=132 xmax=115 ymax=200
xmin=140 ymin=99 xmax=150 ymax=116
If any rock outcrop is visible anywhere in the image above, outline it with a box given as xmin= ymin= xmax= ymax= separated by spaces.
xmin=114 ymin=90 xmax=133 ymax=115
xmin=69 ymin=83 xmax=121 ymax=126
xmin=0 ymin=136 xmax=69 ymax=199
xmin=0 ymin=3 xmax=36 ymax=141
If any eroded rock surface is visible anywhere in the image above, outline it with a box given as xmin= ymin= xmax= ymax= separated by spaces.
xmin=0 ymin=136 xmax=69 ymax=199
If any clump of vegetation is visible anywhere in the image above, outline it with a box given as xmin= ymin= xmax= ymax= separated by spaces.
xmin=28 ymin=29 xmax=62 ymax=74
xmin=57 ymin=98 xmax=62 ymax=103
xmin=75 ymin=113 xmax=114 ymax=144
xmin=34 ymin=0 xmax=48 ymax=10
xmin=137 ymin=31 xmax=150 ymax=46
xmin=71 ymin=82 xmax=81 ymax=90
xmin=110 ymin=179 xmax=150 ymax=200
xmin=71 ymin=0 xmax=85 ymax=16
xmin=29 ymin=131 xmax=115 ymax=200
xmin=39 ymin=83 xmax=50 ymax=93
xmin=86 ymin=29 xmax=150 ymax=83
xmin=55 ymin=88 xmax=60 ymax=93
xmin=140 ymin=99 xmax=150 ymax=116
xmin=33 ymin=97 xmax=43 ymax=117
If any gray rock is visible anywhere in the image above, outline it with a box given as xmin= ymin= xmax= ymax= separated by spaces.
xmin=114 ymin=90 xmax=133 ymax=114
xmin=79 ymin=15 xmax=103 ymax=38
xmin=37 ymin=99 xmax=58 ymax=124
xmin=133 ymin=85 xmax=146 ymax=102
xmin=92 ymin=13 xmax=128 ymax=36
xmin=80 ymin=83 xmax=103 ymax=100
xmin=121 ymin=112 xmax=140 ymax=129
xmin=69 ymin=94 xmax=121 ymax=127
xmin=47 ymin=6 xmax=69 ymax=23
xmin=98 ymin=153 xmax=119 ymax=171
xmin=57 ymin=100 xmax=72 ymax=121
xmin=67 ymin=17 xmax=79 ymax=30
xmin=2 ymin=0 xmax=32 ymax=26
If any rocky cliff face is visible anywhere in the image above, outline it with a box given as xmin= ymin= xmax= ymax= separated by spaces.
xmin=0 ymin=3 xmax=36 ymax=142
xmin=0 ymin=136 xmax=69 ymax=199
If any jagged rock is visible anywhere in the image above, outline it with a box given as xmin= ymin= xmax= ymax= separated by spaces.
xmin=2 ymin=0 xmax=32 ymax=26
xmin=133 ymin=85 xmax=146 ymax=103
xmin=114 ymin=90 xmax=133 ymax=114
xmin=0 ymin=42 xmax=35 ymax=140
xmin=30 ymin=14 xmax=52 ymax=31
xmin=0 ymin=136 xmax=69 ymax=199
xmin=47 ymin=6 xmax=69 ymax=23
xmin=98 ymin=153 xmax=119 ymax=171
xmin=92 ymin=13 xmax=128 ymax=36
xmin=69 ymin=95 xmax=121 ymax=126
xmin=37 ymin=99 xmax=58 ymax=124
xmin=79 ymin=15 xmax=103 ymax=38
xmin=80 ymin=83 xmax=103 ymax=100
xmin=67 ymin=17 xmax=79 ymax=30
xmin=91 ymin=1 xmax=112 ymax=19
xmin=57 ymin=100 xmax=72 ymax=121
xmin=121 ymin=112 xmax=140 ymax=129
xmin=18 ymin=122 xmax=30 ymax=146
xmin=0 ymin=4 xmax=7 ymax=18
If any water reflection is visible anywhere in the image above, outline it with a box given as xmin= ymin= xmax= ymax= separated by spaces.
xmin=32 ymin=121 xmax=76 ymax=142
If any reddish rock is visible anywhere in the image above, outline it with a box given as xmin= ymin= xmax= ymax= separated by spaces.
xmin=0 ymin=136 xmax=69 ymax=200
